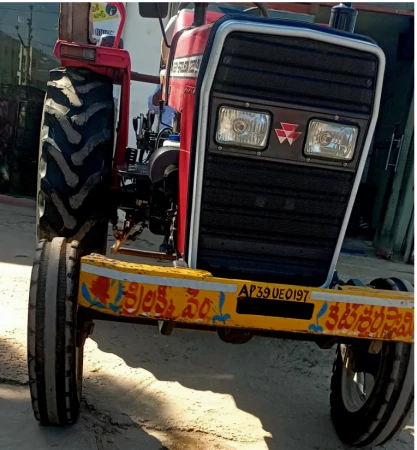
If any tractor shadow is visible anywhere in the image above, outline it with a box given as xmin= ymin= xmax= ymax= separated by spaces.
xmin=0 ymin=336 xmax=165 ymax=450
xmin=91 ymin=322 xmax=414 ymax=450
xmin=91 ymin=321 xmax=349 ymax=450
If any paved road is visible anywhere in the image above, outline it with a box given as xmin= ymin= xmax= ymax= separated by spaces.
xmin=0 ymin=202 xmax=413 ymax=450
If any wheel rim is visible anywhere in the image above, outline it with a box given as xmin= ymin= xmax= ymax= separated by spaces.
xmin=340 ymin=344 xmax=380 ymax=413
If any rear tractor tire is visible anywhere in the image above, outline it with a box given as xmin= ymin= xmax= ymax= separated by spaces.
xmin=37 ymin=67 xmax=115 ymax=255
xmin=28 ymin=238 xmax=88 ymax=425
xmin=330 ymin=277 xmax=414 ymax=447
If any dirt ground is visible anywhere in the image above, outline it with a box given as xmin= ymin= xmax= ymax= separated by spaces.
xmin=0 ymin=200 xmax=414 ymax=450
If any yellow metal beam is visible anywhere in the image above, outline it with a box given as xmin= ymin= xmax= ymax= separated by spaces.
xmin=78 ymin=255 xmax=414 ymax=343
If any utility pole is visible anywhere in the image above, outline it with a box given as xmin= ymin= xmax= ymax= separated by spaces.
xmin=15 ymin=4 xmax=33 ymax=85
xmin=27 ymin=5 xmax=33 ymax=85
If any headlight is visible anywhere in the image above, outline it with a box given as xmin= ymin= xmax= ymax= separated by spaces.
xmin=216 ymin=107 xmax=271 ymax=150
xmin=305 ymin=120 xmax=358 ymax=161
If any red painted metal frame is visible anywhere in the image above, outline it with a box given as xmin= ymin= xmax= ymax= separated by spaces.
xmin=168 ymin=11 xmax=218 ymax=254
xmin=108 ymin=2 xmax=125 ymax=49
xmin=53 ymin=2 xmax=130 ymax=182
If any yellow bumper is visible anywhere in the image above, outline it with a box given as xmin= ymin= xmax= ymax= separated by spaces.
xmin=78 ymin=255 xmax=414 ymax=343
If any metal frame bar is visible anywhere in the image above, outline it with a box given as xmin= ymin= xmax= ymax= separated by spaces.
xmin=385 ymin=133 xmax=396 ymax=170
xmin=115 ymin=248 xmax=177 ymax=261
xmin=187 ymin=20 xmax=386 ymax=288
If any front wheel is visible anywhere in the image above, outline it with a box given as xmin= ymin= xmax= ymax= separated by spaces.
xmin=330 ymin=278 xmax=414 ymax=447
xmin=27 ymin=238 xmax=84 ymax=425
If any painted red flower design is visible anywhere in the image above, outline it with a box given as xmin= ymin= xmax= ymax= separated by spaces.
xmin=90 ymin=276 xmax=111 ymax=307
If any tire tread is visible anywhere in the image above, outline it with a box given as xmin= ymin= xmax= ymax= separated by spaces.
xmin=27 ymin=238 xmax=82 ymax=426
xmin=37 ymin=67 xmax=114 ymax=254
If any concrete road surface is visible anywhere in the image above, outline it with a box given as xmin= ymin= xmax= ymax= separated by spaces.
xmin=0 ymin=200 xmax=413 ymax=450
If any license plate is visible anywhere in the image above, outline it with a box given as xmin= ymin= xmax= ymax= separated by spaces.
xmin=237 ymin=282 xmax=311 ymax=303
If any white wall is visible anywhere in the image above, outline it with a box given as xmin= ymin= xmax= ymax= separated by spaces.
xmin=122 ymin=3 xmax=164 ymax=147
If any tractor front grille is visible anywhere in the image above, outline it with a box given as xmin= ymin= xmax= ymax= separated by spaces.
xmin=193 ymin=28 xmax=378 ymax=287
xmin=197 ymin=154 xmax=354 ymax=286
xmin=213 ymin=32 xmax=377 ymax=115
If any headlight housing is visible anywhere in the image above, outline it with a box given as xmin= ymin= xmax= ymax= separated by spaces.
xmin=216 ymin=106 xmax=271 ymax=150
xmin=304 ymin=120 xmax=358 ymax=161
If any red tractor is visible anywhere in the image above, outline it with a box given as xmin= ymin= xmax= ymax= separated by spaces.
xmin=28 ymin=3 xmax=413 ymax=447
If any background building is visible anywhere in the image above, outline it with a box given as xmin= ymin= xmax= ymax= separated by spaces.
xmin=0 ymin=3 xmax=59 ymax=196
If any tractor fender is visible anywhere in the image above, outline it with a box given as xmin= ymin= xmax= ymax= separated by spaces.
xmin=148 ymin=145 xmax=179 ymax=183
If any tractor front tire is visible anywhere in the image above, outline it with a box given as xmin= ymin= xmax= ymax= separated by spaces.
xmin=28 ymin=238 xmax=84 ymax=425
xmin=330 ymin=278 xmax=414 ymax=447
xmin=37 ymin=67 xmax=114 ymax=255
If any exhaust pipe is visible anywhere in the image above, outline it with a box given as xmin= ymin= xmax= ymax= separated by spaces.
xmin=329 ymin=2 xmax=358 ymax=33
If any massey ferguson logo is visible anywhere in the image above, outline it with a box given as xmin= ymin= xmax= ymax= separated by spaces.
xmin=275 ymin=123 xmax=302 ymax=145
